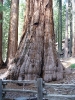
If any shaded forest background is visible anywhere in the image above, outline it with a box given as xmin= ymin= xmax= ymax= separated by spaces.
xmin=0 ymin=0 xmax=25 ymax=62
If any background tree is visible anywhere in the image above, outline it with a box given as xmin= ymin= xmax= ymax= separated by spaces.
xmin=68 ymin=0 xmax=72 ymax=56
xmin=7 ymin=0 xmax=19 ymax=65
xmin=53 ymin=0 xmax=66 ymax=56
xmin=72 ymin=0 xmax=75 ymax=57
xmin=18 ymin=0 xmax=26 ymax=44
xmin=58 ymin=0 xmax=62 ymax=54
xmin=64 ymin=0 xmax=68 ymax=58
xmin=2 ymin=0 xmax=25 ymax=62
xmin=0 ymin=0 xmax=3 ymax=68
xmin=2 ymin=0 xmax=11 ymax=62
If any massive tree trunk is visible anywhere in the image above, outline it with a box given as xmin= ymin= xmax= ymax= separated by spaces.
xmin=0 ymin=0 xmax=3 ymax=68
xmin=7 ymin=0 xmax=19 ymax=65
xmin=1 ymin=0 xmax=70 ymax=82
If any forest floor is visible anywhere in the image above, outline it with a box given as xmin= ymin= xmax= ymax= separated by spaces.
xmin=0 ymin=57 xmax=75 ymax=99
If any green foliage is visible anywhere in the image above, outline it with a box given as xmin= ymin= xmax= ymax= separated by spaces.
xmin=53 ymin=0 xmax=66 ymax=42
xmin=2 ymin=0 xmax=11 ymax=61
xmin=0 ymin=3 xmax=5 ymax=12
xmin=70 ymin=64 xmax=75 ymax=68
xmin=0 ymin=0 xmax=11 ymax=61
xmin=18 ymin=1 xmax=26 ymax=43
xmin=0 ymin=20 xmax=2 ymax=23
xmin=2 ymin=0 xmax=25 ymax=61
xmin=62 ymin=4 xmax=66 ymax=39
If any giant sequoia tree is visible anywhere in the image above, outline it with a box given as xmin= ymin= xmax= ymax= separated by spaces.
xmin=1 ymin=0 xmax=69 ymax=82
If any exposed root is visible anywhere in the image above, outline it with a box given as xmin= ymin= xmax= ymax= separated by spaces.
xmin=0 ymin=60 xmax=16 ymax=80
xmin=0 ymin=71 xmax=9 ymax=80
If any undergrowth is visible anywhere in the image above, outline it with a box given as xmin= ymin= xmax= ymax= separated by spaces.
xmin=70 ymin=64 xmax=75 ymax=68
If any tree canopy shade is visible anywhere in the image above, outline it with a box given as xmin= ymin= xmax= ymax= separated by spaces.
xmin=0 ymin=0 xmax=71 ymax=82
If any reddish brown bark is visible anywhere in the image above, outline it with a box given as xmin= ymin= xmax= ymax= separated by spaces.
xmin=9 ymin=0 xmax=65 ymax=82
xmin=7 ymin=0 xmax=19 ymax=65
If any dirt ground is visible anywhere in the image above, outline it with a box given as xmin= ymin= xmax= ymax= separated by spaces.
xmin=0 ymin=57 xmax=75 ymax=99
xmin=61 ymin=57 xmax=75 ymax=68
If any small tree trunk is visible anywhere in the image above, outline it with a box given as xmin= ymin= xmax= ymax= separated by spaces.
xmin=69 ymin=0 xmax=72 ymax=56
xmin=64 ymin=0 xmax=68 ymax=58
xmin=7 ymin=0 xmax=19 ymax=65
xmin=72 ymin=0 xmax=75 ymax=57
xmin=58 ymin=0 xmax=62 ymax=55
xmin=0 ymin=0 xmax=3 ymax=68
